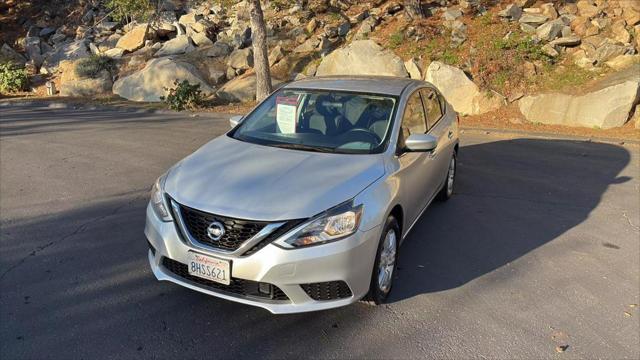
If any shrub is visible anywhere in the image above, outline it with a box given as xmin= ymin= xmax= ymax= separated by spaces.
xmin=0 ymin=62 xmax=28 ymax=94
xmin=161 ymin=80 xmax=203 ymax=111
xmin=105 ymin=0 xmax=153 ymax=22
xmin=75 ymin=55 xmax=115 ymax=79
xmin=270 ymin=0 xmax=295 ymax=11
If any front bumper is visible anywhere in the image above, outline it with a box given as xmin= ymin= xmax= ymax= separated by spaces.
xmin=144 ymin=203 xmax=381 ymax=314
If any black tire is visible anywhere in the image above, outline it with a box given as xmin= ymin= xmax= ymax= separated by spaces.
xmin=362 ymin=216 xmax=400 ymax=305
xmin=437 ymin=152 xmax=457 ymax=201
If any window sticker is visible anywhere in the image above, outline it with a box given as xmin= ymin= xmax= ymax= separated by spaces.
xmin=276 ymin=96 xmax=298 ymax=134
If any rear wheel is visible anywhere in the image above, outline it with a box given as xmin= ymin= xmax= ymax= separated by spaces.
xmin=362 ymin=216 xmax=399 ymax=305
xmin=437 ymin=152 xmax=456 ymax=201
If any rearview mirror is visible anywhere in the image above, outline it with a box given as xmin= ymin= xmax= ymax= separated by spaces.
xmin=404 ymin=134 xmax=437 ymax=152
xmin=229 ymin=115 xmax=243 ymax=128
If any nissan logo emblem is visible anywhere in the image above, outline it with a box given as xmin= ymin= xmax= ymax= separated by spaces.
xmin=206 ymin=221 xmax=225 ymax=241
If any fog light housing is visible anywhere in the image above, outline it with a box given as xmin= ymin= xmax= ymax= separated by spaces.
xmin=258 ymin=282 xmax=271 ymax=295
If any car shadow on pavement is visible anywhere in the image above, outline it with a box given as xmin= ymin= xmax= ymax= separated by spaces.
xmin=389 ymin=138 xmax=631 ymax=302
xmin=0 ymin=138 xmax=633 ymax=358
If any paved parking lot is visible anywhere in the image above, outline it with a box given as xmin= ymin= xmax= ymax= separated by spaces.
xmin=1 ymin=103 xmax=639 ymax=359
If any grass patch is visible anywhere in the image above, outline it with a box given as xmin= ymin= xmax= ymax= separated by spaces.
xmin=388 ymin=31 xmax=404 ymax=49
xmin=441 ymin=49 xmax=460 ymax=65
xmin=535 ymin=64 xmax=599 ymax=92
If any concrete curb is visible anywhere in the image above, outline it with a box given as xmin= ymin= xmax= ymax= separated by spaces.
xmin=460 ymin=126 xmax=639 ymax=145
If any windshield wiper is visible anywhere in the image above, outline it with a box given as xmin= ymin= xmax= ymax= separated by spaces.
xmin=271 ymin=143 xmax=335 ymax=153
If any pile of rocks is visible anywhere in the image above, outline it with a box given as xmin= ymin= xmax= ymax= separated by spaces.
xmin=498 ymin=0 xmax=639 ymax=69
xmin=0 ymin=0 xmax=383 ymax=101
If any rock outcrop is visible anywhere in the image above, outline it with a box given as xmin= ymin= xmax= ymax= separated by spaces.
xmin=112 ymin=58 xmax=214 ymax=102
xmin=116 ymin=25 xmax=153 ymax=53
xmin=424 ymin=61 xmax=504 ymax=115
xmin=154 ymin=36 xmax=195 ymax=57
xmin=518 ymin=79 xmax=640 ymax=129
xmin=316 ymin=40 xmax=408 ymax=77
xmin=216 ymin=74 xmax=283 ymax=102
xmin=41 ymin=40 xmax=91 ymax=73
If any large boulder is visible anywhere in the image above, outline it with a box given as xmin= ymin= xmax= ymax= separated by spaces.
xmin=58 ymin=59 xmax=113 ymax=96
xmin=424 ymin=61 xmax=503 ymax=115
xmin=518 ymin=81 xmax=640 ymax=129
xmin=154 ymin=35 xmax=195 ymax=57
xmin=536 ymin=18 xmax=565 ymax=42
xmin=60 ymin=71 xmax=113 ymax=97
xmin=315 ymin=40 xmax=408 ymax=77
xmin=41 ymin=40 xmax=90 ymax=72
xmin=605 ymin=55 xmax=640 ymax=71
xmin=0 ymin=43 xmax=27 ymax=65
xmin=404 ymin=58 xmax=422 ymax=79
xmin=227 ymin=47 xmax=253 ymax=70
xmin=116 ymin=24 xmax=154 ymax=52
xmin=216 ymin=74 xmax=283 ymax=102
xmin=112 ymin=57 xmax=214 ymax=102
xmin=206 ymin=41 xmax=233 ymax=57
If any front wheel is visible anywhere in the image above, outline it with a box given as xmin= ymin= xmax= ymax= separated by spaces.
xmin=437 ymin=152 xmax=457 ymax=201
xmin=363 ymin=216 xmax=399 ymax=305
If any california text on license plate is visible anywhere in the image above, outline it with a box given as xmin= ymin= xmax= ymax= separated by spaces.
xmin=187 ymin=252 xmax=231 ymax=285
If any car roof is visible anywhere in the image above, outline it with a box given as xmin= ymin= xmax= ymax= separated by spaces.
xmin=282 ymin=76 xmax=424 ymax=96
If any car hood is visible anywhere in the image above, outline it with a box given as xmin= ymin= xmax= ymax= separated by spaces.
xmin=165 ymin=135 xmax=385 ymax=221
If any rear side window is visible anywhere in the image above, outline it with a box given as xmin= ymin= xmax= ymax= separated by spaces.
xmin=400 ymin=91 xmax=427 ymax=143
xmin=420 ymin=89 xmax=443 ymax=130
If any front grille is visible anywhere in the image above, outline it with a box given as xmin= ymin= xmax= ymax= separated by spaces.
xmin=176 ymin=203 xmax=268 ymax=251
xmin=242 ymin=218 xmax=306 ymax=256
xmin=301 ymin=281 xmax=353 ymax=301
xmin=162 ymin=257 xmax=289 ymax=301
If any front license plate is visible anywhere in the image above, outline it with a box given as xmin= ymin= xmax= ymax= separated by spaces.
xmin=187 ymin=252 xmax=231 ymax=285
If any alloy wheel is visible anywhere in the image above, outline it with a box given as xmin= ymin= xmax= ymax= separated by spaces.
xmin=446 ymin=156 xmax=456 ymax=197
xmin=377 ymin=229 xmax=397 ymax=293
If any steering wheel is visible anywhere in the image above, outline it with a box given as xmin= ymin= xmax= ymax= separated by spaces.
xmin=344 ymin=128 xmax=381 ymax=144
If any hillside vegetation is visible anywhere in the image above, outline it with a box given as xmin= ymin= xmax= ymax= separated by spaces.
xmin=0 ymin=0 xmax=639 ymax=133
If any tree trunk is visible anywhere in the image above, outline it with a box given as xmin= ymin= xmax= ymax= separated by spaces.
xmin=248 ymin=0 xmax=272 ymax=102
xmin=404 ymin=0 xmax=425 ymax=19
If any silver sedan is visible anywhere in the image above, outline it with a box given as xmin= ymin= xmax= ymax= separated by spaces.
xmin=145 ymin=76 xmax=460 ymax=313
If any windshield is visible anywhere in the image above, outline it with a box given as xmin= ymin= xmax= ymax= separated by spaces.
xmin=230 ymin=88 xmax=398 ymax=154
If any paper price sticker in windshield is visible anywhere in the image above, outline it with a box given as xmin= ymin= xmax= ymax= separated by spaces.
xmin=276 ymin=96 xmax=298 ymax=134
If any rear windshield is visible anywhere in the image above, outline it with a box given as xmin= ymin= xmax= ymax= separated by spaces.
xmin=230 ymin=88 xmax=398 ymax=154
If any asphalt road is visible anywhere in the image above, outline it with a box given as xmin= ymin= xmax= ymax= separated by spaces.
xmin=1 ymin=103 xmax=639 ymax=359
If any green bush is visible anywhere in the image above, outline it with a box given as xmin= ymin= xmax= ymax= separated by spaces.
xmin=0 ymin=62 xmax=29 ymax=94
xmin=75 ymin=55 xmax=115 ymax=79
xmin=270 ymin=0 xmax=295 ymax=11
xmin=105 ymin=0 xmax=153 ymax=22
xmin=161 ymin=80 xmax=203 ymax=111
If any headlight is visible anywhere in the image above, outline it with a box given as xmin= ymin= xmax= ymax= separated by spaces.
xmin=150 ymin=174 xmax=172 ymax=222
xmin=275 ymin=201 xmax=363 ymax=248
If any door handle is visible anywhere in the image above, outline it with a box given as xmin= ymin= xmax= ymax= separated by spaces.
xmin=447 ymin=130 xmax=454 ymax=139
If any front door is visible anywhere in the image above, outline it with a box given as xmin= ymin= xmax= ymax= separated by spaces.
xmin=395 ymin=90 xmax=433 ymax=227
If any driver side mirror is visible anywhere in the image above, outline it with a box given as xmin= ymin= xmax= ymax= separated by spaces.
xmin=404 ymin=134 xmax=437 ymax=152
xmin=229 ymin=115 xmax=243 ymax=128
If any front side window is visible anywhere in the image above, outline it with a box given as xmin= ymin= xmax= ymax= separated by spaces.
xmin=399 ymin=91 xmax=427 ymax=147
xmin=231 ymin=89 xmax=397 ymax=154
xmin=420 ymin=89 xmax=443 ymax=130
